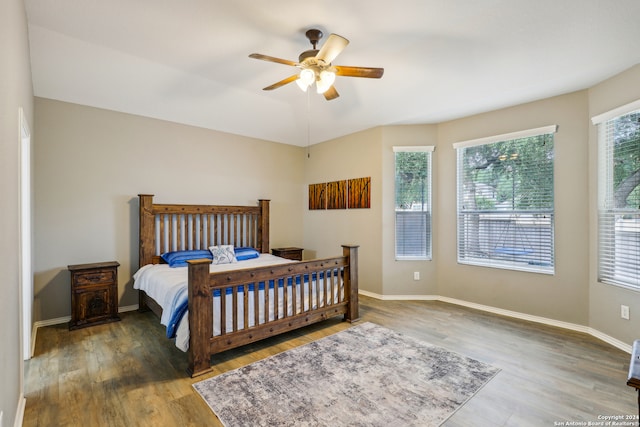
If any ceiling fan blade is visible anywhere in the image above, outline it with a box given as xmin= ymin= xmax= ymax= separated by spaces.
xmin=323 ymin=85 xmax=340 ymax=101
xmin=334 ymin=66 xmax=384 ymax=79
xmin=249 ymin=53 xmax=298 ymax=67
xmin=315 ymin=34 xmax=349 ymax=64
xmin=263 ymin=74 xmax=299 ymax=91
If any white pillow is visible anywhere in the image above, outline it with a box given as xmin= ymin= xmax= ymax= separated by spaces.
xmin=209 ymin=245 xmax=237 ymax=265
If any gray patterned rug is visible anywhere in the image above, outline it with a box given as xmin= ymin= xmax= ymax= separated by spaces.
xmin=193 ymin=322 xmax=499 ymax=427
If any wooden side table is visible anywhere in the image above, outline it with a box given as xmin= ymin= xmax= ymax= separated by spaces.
xmin=68 ymin=261 xmax=121 ymax=330
xmin=628 ymin=339 xmax=640 ymax=419
xmin=271 ymin=247 xmax=303 ymax=261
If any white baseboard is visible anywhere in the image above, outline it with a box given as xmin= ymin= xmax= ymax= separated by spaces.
xmin=29 ymin=322 xmax=37 ymax=359
xmin=119 ymin=304 xmax=139 ymax=313
xmin=32 ymin=296 xmax=632 ymax=355
xmin=34 ymin=315 xmax=70 ymax=329
xmin=14 ymin=395 xmax=25 ymax=427
xmin=31 ymin=304 xmax=141 ymax=347
xmin=33 ymin=304 xmax=140 ymax=328
xmin=359 ymin=290 xmax=633 ymax=354
xmin=359 ymin=290 xmax=439 ymax=301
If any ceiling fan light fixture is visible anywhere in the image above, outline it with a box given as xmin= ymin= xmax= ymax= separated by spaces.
xmin=316 ymin=70 xmax=336 ymax=94
xmin=296 ymin=69 xmax=315 ymax=91
xmin=295 ymin=79 xmax=309 ymax=92
xmin=249 ymin=29 xmax=383 ymax=101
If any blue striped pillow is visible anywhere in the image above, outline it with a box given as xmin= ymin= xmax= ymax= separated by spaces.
xmin=235 ymin=247 xmax=260 ymax=261
xmin=160 ymin=250 xmax=212 ymax=267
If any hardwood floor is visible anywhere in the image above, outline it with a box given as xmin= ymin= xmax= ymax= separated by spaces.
xmin=24 ymin=296 xmax=638 ymax=426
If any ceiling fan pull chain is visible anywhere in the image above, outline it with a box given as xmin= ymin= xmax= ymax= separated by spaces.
xmin=307 ymin=90 xmax=311 ymax=158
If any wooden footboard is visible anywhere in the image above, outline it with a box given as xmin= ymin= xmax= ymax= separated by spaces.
xmin=187 ymin=245 xmax=359 ymax=377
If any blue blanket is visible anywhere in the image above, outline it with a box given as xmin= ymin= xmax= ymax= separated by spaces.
xmin=165 ymin=272 xmax=339 ymax=338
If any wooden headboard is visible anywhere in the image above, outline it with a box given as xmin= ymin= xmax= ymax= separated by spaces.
xmin=138 ymin=194 xmax=270 ymax=267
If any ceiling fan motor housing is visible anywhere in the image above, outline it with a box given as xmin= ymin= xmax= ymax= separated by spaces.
xmin=299 ymin=49 xmax=319 ymax=63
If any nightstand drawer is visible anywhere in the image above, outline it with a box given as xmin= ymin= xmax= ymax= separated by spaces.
xmin=271 ymin=247 xmax=303 ymax=261
xmin=74 ymin=270 xmax=116 ymax=286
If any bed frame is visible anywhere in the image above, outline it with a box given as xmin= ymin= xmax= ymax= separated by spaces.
xmin=137 ymin=194 xmax=359 ymax=377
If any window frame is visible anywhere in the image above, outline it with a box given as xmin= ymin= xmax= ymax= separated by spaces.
xmin=453 ymin=125 xmax=557 ymax=274
xmin=393 ymin=146 xmax=434 ymax=261
xmin=592 ymin=100 xmax=640 ymax=290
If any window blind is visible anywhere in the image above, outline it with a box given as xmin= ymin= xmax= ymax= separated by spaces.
xmin=597 ymin=107 xmax=640 ymax=289
xmin=455 ymin=127 xmax=556 ymax=273
xmin=394 ymin=146 xmax=433 ymax=260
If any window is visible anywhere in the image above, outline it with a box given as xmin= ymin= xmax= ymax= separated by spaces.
xmin=454 ymin=126 xmax=557 ymax=273
xmin=394 ymin=146 xmax=433 ymax=260
xmin=593 ymin=101 xmax=640 ymax=289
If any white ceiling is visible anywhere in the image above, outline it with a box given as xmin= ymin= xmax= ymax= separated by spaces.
xmin=24 ymin=0 xmax=640 ymax=146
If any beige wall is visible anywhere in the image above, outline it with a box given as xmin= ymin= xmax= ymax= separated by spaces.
xmin=436 ymin=91 xmax=590 ymax=325
xmin=1 ymin=0 xmax=33 ymax=424
xmin=303 ymin=124 xmax=443 ymax=297
xmin=381 ymin=125 xmax=439 ymax=296
xmin=311 ymin=90 xmax=595 ymax=327
xmin=588 ymin=64 xmax=640 ymax=344
xmin=34 ymin=98 xmax=305 ymax=321
xmin=305 ymin=72 xmax=640 ymax=342
xmin=304 ymin=91 xmax=589 ymax=325
xmin=303 ymin=127 xmax=384 ymax=294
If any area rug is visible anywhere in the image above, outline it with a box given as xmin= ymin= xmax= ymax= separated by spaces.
xmin=193 ymin=322 xmax=499 ymax=427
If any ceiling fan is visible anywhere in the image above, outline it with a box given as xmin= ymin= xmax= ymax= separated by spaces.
xmin=249 ymin=29 xmax=384 ymax=101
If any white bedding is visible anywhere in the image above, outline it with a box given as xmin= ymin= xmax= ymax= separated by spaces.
xmin=133 ymin=254 xmax=344 ymax=351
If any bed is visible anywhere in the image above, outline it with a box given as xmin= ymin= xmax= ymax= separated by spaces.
xmin=134 ymin=194 xmax=359 ymax=377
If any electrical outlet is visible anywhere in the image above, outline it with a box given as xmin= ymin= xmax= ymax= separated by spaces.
xmin=621 ymin=305 xmax=630 ymax=320
xmin=413 ymin=272 xmax=420 ymax=280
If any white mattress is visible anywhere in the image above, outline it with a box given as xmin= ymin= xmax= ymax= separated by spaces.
xmin=133 ymin=254 xmax=344 ymax=351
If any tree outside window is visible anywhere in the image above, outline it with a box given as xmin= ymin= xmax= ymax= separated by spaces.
xmin=394 ymin=147 xmax=432 ymax=260
xmin=456 ymin=130 xmax=555 ymax=273
xmin=598 ymin=110 xmax=640 ymax=288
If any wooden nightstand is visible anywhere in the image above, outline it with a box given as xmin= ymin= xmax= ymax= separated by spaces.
xmin=271 ymin=247 xmax=303 ymax=261
xmin=68 ymin=261 xmax=121 ymax=330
